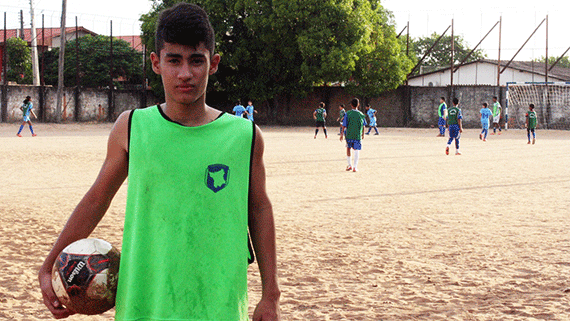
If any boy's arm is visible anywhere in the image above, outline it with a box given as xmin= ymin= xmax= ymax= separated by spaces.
xmin=31 ymin=109 xmax=38 ymax=118
xmin=38 ymin=111 xmax=130 ymax=319
xmin=249 ymin=126 xmax=281 ymax=321
xmin=458 ymin=118 xmax=463 ymax=132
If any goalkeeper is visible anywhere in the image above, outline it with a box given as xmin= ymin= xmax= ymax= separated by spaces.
xmin=525 ymin=104 xmax=537 ymax=144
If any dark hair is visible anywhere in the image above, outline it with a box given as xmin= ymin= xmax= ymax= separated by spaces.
xmin=452 ymin=97 xmax=459 ymax=105
xmin=155 ymin=3 xmax=215 ymax=56
xmin=440 ymin=97 xmax=445 ymax=101
xmin=493 ymin=96 xmax=498 ymax=100
xmin=351 ymin=98 xmax=359 ymax=108
xmin=319 ymin=102 xmax=325 ymax=108
xmin=483 ymin=102 xmax=488 ymax=107
xmin=339 ymin=104 xmax=345 ymax=108
xmin=529 ymin=103 xmax=535 ymax=109
xmin=24 ymin=96 xmax=31 ymax=104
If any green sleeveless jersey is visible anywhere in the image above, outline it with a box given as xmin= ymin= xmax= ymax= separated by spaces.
xmin=447 ymin=106 xmax=461 ymax=125
xmin=438 ymin=102 xmax=446 ymax=118
xmin=527 ymin=110 xmax=537 ymax=129
xmin=115 ymin=106 xmax=253 ymax=320
xmin=315 ymin=108 xmax=326 ymax=122
xmin=493 ymin=102 xmax=501 ymax=117
xmin=345 ymin=109 xmax=366 ymax=140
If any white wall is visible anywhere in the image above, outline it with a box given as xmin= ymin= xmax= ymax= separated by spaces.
xmin=408 ymin=62 xmax=563 ymax=87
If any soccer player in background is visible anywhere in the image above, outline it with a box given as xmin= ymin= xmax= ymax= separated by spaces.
xmin=313 ymin=102 xmax=328 ymax=138
xmin=336 ymin=104 xmax=346 ymax=135
xmin=38 ymin=3 xmax=280 ymax=320
xmin=445 ymin=97 xmax=463 ymax=155
xmin=16 ymin=95 xmax=37 ymax=137
xmin=246 ymin=100 xmax=258 ymax=122
xmin=365 ymin=104 xmax=379 ymax=135
xmin=340 ymin=98 xmax=366 ymax=171
xmin=437 ymin=97 xmax=447 ymax=137
xmin=525 ymin=103 xmax=538 ymax=144
xmin=479 ymin=102 xmax=493 ymax=141
xmin=233 ymin=100 xmax=247 ymax=117
xmin=491 ymin=96 xmax=502 ymax=135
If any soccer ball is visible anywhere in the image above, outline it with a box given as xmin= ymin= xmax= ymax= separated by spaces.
xmin=51 ymin=238 xmax=120 ymax=315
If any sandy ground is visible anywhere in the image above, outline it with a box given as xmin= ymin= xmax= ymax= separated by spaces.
xmin=1 ymin=122 xmax=569 ymax=320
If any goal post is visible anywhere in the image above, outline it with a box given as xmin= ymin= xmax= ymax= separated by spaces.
xmin=506 ymin=82 xmax=570 ymax=129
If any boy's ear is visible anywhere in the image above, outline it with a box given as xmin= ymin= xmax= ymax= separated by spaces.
xmin=209 ymin=53 xmax=221 ymax=75
xmin=150 ymin=52 xmax=161 ymax=75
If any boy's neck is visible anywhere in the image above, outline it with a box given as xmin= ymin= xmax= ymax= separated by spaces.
xmin=161 ymin=99 xmax=221 ymax=127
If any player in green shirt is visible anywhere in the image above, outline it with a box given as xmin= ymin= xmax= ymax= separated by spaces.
xmin=491 ymin=96 xmax=502 ymax=135
xmin=445 ymin=98 xmax=463 ymax=155
xmin=313 ymin=102 xmax=328 ymax=138
xmin=340 ymin=98 xmax=366 ymax=171
xmin=525 ymin=104 xmax=538 ymax=144
xmin=336 ymin=104 xmax=346 ymax=135
xmin=38 ymin=4 xmax=280 ymax=320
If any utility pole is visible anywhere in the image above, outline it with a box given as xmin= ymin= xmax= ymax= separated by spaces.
xmin=55 ymin=0 xmax=67 ymax=122
xmin=19 ymin=10 xmax=24 ymax=39
xmin=29 ymin=0 xmax=40 ymax=86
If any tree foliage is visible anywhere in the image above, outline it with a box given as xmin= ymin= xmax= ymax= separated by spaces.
xmin=410 ymin=33 xmax=486 ymax=74
xmin=41 ymin=35 xmax=143 ymax=88
xmin=140 ymin=0 xmax=413 ymax=103
xmin=535 ymin=55 xmax=570 ymax=69
xmin=6 ymin=37 xmax=33 ymax=84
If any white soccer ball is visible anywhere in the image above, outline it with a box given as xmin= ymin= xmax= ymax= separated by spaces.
xmin=51 ymin=238 xmax=120 ymax=315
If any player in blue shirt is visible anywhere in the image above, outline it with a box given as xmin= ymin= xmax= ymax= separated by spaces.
xmin=232 ymin=101 xmax=246 ymax=117
xmin=479 ymin=102 xmax=493 ymax=141
xmin=365 ymin=104 xmax=379 ymax=135
xmin=445 ymin=98 xmax=463 ymax=155
xmin=16 ymin=96 xmax=37 ymax=137
xmin=245 ymin=100 xmax=257 ymax=121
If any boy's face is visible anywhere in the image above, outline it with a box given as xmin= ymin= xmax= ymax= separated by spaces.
xmin=151 ymin=42 xmax=220 ymax=107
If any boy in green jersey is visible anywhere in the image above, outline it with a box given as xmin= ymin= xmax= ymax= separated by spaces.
xmin=313 ymin=102 xmax=328 ymax=138
xmin=437 ymin=97 xmax=447 ymax=137
xmin=336 ymin=104 xmax=346 ymax=135
xmin=340 ymin=98 xmax=366 ymax=172
xmin=491 ymin=96 xmax=502 ymax=135
xmin=525 ymin=104 xmax=538 ymax=144
xmin=445 ymin=98 xmax=463 ymax=155
xmin=38 ymin=3 xmax=280 ymax=320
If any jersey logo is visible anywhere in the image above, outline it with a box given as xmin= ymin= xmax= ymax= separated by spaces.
xmin=205 ymin=164 xmax=230 ymax=193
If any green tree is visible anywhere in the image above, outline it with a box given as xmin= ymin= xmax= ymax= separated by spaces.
xmin=140 ymin=0 xmax=412 ymax=108
xmin=41 ymin=35 xmax=143 ymax=88
xmin=345 ymin=2 xmax=413 ymax=97
xmin=410 ymin=33 xmax=486 ymax=74
xmin=535 ymin=55 xmax=570 ymax=69
xmin=6 ymin=37 xmax=33 ymax=84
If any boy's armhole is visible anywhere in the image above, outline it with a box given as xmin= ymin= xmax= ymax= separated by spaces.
xmin=127 ymin=109 xmax=136 ymax=156
xmin=247 ymin=121 xmax=257 ymax=264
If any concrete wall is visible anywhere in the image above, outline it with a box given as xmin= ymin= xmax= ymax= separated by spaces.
xmin=408 ymin=86 xmax=508 ymax=128
xmin=4 ymin=84 xmax=566 ymax=129
xmin=1 ymin=85 xmax=160 ymax=122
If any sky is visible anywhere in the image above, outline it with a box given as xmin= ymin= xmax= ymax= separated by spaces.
xmin=1 ymin=0 xmax=569 ymax=62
